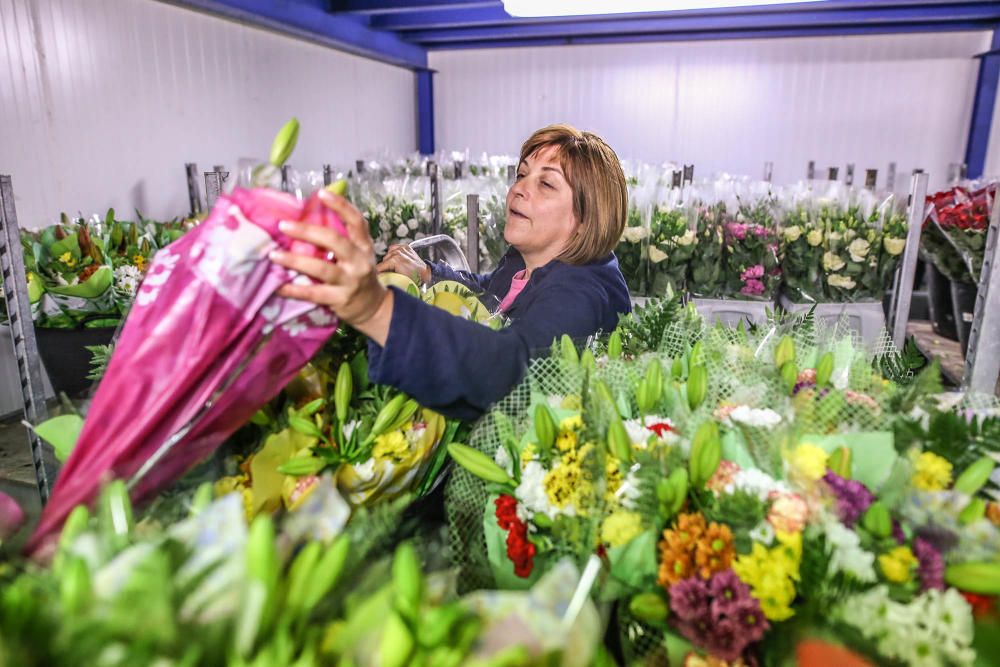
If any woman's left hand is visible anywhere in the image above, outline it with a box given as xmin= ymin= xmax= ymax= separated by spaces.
xmin=270 ymin=189 xmax=393 ymax=344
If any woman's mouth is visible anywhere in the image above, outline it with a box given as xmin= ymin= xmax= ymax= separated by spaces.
xmin=509 ymin=207 xmax=529 ymax=221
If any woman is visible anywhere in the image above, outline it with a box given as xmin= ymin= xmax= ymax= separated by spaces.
xmin=270 ymin=124 xmax=631 ymax=420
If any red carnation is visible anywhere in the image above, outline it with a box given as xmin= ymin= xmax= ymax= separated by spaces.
xmin=494 ymin=494 xmax=536 ymax=577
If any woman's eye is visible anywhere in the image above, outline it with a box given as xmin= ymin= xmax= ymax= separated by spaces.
xmin=541 ymin=181 xmax=553 ymax=189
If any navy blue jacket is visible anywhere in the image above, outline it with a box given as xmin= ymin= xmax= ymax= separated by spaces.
xmin=367 ymin=248 xmax=631 ymax=421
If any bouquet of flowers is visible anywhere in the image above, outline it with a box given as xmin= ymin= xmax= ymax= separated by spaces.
xmin=781 ymin=183 xmax=908 ymax=304
xmin=212 ymin=277 xmax=499 ymax=521
xmin=442 ymin=175 xmax=509 ymax=272
xmin=780 ymin=205 xmax=827 ymax=303
xmin=648 ymin=202 xmax=696 ymax=297
xmin=2 ymin=477 xmax=605 ymax=666
xmin=928 ymin=183 xmax=996 ymax=284
xmin=723 ymin=196 xmax=782 ymax=301
xmin=17 ymin=210 xmax=191 ymax=328
xmin=688 ymin=203 xmax=727 ymax=299
xmin=355 ymin=177 xmax=433 ymax=258
xmin=615 ymin=205 xmax=650 ymax=294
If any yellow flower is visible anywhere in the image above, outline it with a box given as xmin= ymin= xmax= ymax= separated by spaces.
xmin=58 ymin=251 xmax=77 ymax=268
xmin=879 ymin=546 xmax=917 ymax=583
xmin=543 ymin=444 xmax=594 ymax=512
xmin=605 ymin=458 xmax=623 ymax=502
xmin=912 ymin=451 xmax=953 ymax=491
xmin=372 ymin=430 xmax=409 ymax=462
xmin=734 ymin=535 xmax=801 ymax=621
xmin=560 ymin=413 xmax=583 ymax=430
xmin=789 ymin=444 xmax=829 ymax=481
xmin=520 ymin=442 xmax=536 ymax=464
xmin=601 ymin=511 xmax=643 ymax=547
xmin=133 ymin=254 xmax=147 ymax=271
xmin=806 ymin=229 xmax=824 ymax=246
xmin=556 ymin=429 xmax=578 ymax=452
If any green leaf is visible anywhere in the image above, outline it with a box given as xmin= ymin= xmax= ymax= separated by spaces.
xmin=32 ymin=414 xmax=84 ymax=462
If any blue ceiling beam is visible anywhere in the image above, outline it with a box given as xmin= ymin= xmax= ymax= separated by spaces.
xmin=164 ymin=0 xmax=427 ymax=68
xmin=373 ymin=0 xmax=1000 ymax=31
xmin=330 ymin=0 xmax=498 ymax=14
xmin=424 ymin=21 xmax=991 ymax=49
xmin=965 ymin=27 xmax=1000 ymax=177
xmin=401 ymin=3 xmax=1000 ymax=43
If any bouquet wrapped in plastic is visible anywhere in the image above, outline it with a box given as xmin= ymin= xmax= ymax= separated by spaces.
xmin=28 ymin=122 xmax=346 ymax=552
xmin=927 ymin=181 xmax=996 ymax=284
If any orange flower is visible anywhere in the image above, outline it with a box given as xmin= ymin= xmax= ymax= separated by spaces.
xmin=658 ymin=543 xmax=694 ymax=588
xmin=987 ymin=502 xmax=1000 ymax=527
xmin=658 ymin=513 xmax=734 ymax=588
xmin=694 ymin=522 xmax=735 ymax=579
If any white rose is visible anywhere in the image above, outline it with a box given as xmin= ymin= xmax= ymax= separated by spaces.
xmin=848 ymin=238 xmax=871 ymax=263
xmin=783 ymin=225 xmax=802 ymax=242
xmin=407 ymin=217 xmax=419 ymax=230
xmin=648 ymin=246 xmax=668 ymax=264
xmin=883 ymin=237 xmax=906 ymax=256
xmin=827 ymin=273 xmax=856 ymax=289
xmin=822 ymin=252 xmax=845 ymax=272
xmin=827 ymin=231 xmax=843 ymax=242
xmin=621 ymin=226 xmax=649 ymax=243
xmin=395 ymin=224 xmax=409 ymax=238
xmin=806 ymin=229 xmax=824 ymax=246
xmin=676 ymin=229 xmax=696 ymax=246
xmin=379 ymin=220 xmax=390 ymax=232
xmin=372 ymin=240 xmax=387 ymax=256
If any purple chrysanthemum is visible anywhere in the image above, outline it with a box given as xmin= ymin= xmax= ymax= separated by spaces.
xmin=671 ymin=570 xmax=768 ymax=663
xmin=823 ymin=471 xmax=875 ymax=527
xmin=914 ymin=537 xmax=945 ymax=591
xmin=668 ymin=576 xmax=711 ymax=622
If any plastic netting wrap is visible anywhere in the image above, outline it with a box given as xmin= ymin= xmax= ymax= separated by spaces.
xmin=445 ymin=355 xmax=587 ymax=592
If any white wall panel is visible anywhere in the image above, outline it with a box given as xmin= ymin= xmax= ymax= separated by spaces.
xmin=431 ymin=32 xmax=990 ymax=192
xmin=0 ymin=0 xmax=416 ymax=227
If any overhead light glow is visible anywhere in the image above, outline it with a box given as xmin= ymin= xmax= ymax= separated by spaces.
xmin=502 ymin=0 xmax=826 ymax=18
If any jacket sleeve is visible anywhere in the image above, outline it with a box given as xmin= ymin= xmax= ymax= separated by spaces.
xmin=367 ymin=280 xmax=612 ymax=421
xmin=426 ymin=261 xmax=493 ymax=293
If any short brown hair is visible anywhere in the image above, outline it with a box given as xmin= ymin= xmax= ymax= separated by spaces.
xmin=518 ymin=124 xmax=628 ymax=265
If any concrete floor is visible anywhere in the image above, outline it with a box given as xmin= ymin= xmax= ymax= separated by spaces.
xmin=0 ymin=418 xmax=44 ymax=552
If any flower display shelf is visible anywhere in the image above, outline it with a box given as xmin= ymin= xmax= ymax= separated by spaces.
xmin=778 ymin=294 xmax=885 ymax=347
xmin=691 ymin=297 xmax=773 ymax=327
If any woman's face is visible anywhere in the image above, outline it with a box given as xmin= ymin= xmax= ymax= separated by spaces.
xmin=504 ymin=146 xmax=578 ymax=259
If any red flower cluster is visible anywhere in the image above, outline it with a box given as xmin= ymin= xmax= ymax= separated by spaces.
xmin=927 ymin=184 xmax=995 ymax=232
xmin=495 ymin=494 xmax=536 ymax=578
xmin=960 ymin=591 xmax=997 ymax=618
xmin=647 ymin=421 xmax=676 ymax=437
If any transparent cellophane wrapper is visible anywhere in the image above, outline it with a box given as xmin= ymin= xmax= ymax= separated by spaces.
xmin=647 ymin=181 xmax=698 ymax=299
xmin=778 ymin=180 xmax=906 ymax=304
xmin=616 ymin=162 xmax=661 ymax=295
xmin=441 ymin=173 xmax=510 ymax=272
xmin=348 ymin=170 xmax=434 ymax=259
xmin=718 ymin=179 xmax=782 ymax=302
xmin=928 ymin=180 xmax=997 ymax=285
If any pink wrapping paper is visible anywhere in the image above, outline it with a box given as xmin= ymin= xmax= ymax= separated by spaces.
xmin=28 ymin=188 xmax=344 ymax=552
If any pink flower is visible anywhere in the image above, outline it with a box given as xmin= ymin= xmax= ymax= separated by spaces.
xmin=767 ymin=492 xmax=809 ymax=533
xmin=740 ymin=279 xmax=765 ymax=296
xmin=725 ymin=222 xmax=748 ymax=241
xmin=707 ymin=460 xmax=741 ymax=494
xmin=739 ymin=265 xmax=765 ymax=281
xmin=0 ymin=491 xmax=25 ymax=541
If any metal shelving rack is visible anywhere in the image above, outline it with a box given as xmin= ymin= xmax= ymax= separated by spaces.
xmin=0 ymin=175 xmax=55 ymax=503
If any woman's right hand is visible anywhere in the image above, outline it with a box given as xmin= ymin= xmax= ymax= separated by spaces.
xmin=376 ymin=243 xmax=432 ymax=285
